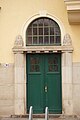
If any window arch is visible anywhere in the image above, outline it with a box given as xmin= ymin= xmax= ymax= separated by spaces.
xmin=26 ymin=17 xmax=61 ymax=46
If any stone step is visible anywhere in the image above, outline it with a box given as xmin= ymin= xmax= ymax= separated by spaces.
xmin=10 ymin=114 xmax=63 ymax=118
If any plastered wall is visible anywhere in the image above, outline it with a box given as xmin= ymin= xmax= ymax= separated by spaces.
xmin=0 ymin=0 xmax=80 ymax=62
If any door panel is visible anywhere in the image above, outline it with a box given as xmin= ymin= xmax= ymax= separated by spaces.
xmin=27 ymin=53 xmax=62 ymax=114
xmin=45 ymin=54 xmax=62 ymax=113
xmin=27 ymin=54 xmax=44 ymax=113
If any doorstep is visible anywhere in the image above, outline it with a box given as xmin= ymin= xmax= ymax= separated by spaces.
xmin=11 ymin=114 xmax=62 ymax=118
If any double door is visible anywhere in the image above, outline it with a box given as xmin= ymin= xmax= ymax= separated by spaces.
xmin=27 ymin=53 xmax=62 ymax=113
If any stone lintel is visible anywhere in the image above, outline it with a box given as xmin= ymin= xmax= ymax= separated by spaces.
xmin=13 ymin=46 xmax=73 ymax=53
xmin=12 ymin=47 xmax=24 ymax=54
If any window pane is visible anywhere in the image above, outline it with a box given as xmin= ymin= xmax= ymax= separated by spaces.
xmin=33 ymin=28 xmax=37 ymax=35
xmin=27 ymin=28 xmax=32 ymax=35
xmin=30 ymin=65 xmax=35 ymax=72
xmin=44 ymin=27 xmax=49 ymax=35
xmin=55 ymin=36 xmax=60 ymax=44
xmin=30 ymin=57 xmax=39 ymax=64
xmin=54 ymin=65 xmax=58 ymax=72
xmin=27 ymin=37 xmax=32 ymax=44
xmin=55 ymin=27 xmax=60 ymax=35
xmin=48 ymin=65 xmax=53 ymax=72
xmin=44 ymin=36 xmax=49 ymax=44
xmin=53 ymin=57 xmax=58 ymax=64
xmin=33 ymin=20 xmax=37 ymax=27
xmin=50 ymin=20 xmax=55 ymax=26
xmin=39 ymin=36 xmax=43 ymax=44
xmin=44 ymin=19 xmax=49 ymax=26
xmin=50 ymin=27 xmax=54 ymax=35
xmin=50 ymin=36 xmax=54 ymax=44
xmin=39 ymin=28 xmax=43 ymax=35
xmin=35 ymin=65 xmax=40 ymax=72
xmin=33 ymin=37 xmax=37 ymax=44
xmin=48 ymin=59 xmax=54 ymax=64
xmin=38 ymin=19 xmax=43 ymax=26
xmin=35 ymin=58 xmax=39 ymax=64
xmin=30 ymin=57 xmax=35 ymax=64
xmin=33 ymin=24 xmax=37 ymax=27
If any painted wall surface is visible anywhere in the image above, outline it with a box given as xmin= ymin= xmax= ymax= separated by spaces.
xmin=71 ymin=25 xmax=80 ymax=62
xmin=0 ymin=0 xmax=80 ymax=63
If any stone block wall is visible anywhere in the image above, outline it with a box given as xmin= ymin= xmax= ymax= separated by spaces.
xmin=0 ymin=63 xmax=14 ymax=116
xmin=73 ymin=62 xmax=80 ymax=115
xmin=0 ymin=62 xmax=80 ymax=116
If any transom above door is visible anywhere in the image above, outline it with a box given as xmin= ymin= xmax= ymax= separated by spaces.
xmin=26 ymin=53 xmax=62 ymax=114
xmin=26 ymin=17 xmax=61 ymax=46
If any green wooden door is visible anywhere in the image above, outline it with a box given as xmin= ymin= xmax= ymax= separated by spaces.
xmin=26 ymin=53 xmax=62 ymax=114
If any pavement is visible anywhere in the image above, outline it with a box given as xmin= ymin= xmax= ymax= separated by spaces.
xmin=0 ymin=115 xmax=80 ymax=120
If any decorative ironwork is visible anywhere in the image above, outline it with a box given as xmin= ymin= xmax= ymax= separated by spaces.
xmin=48 ymin=57 xmax=58 ymax=72
xmin=30 ymin=57 xmax=40 ymax=72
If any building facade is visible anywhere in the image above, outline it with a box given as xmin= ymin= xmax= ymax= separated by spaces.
xmin=0 ymin=0 xmax=80 ymax=116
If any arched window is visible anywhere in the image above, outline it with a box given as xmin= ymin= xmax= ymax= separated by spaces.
xmin=26 ymin=17 xmax=61 ymax=45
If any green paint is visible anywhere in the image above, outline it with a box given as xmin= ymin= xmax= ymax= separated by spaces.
xmin=26 ymin=53 xmax=62 ymax=114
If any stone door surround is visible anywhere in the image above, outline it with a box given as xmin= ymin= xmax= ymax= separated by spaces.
xmin=13 ymin=33 xmax=73 ymax=115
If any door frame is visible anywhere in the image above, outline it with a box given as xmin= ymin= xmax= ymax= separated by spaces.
xmin=13 ymin=40 xmax=73 ymax=115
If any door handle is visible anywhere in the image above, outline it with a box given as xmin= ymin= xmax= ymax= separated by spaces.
xmin=45 ymin=86 xmax=48 ymax=92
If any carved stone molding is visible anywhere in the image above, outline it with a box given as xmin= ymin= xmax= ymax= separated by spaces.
xmin=63 ymin=33 xmax=72 ymax=46
xmin=13 ymin=34 xmax=73 ymax=53
xmin=64 ymin=0 xmax=80 ymax=24
xmin=14 ymin=35 xmax=24 ymax=47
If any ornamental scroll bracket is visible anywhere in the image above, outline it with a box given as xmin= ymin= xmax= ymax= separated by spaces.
xmin=63 ymin=33 xmax=72 ymax=46
xmin=14 ymin=35 xmax=24 ymax=47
